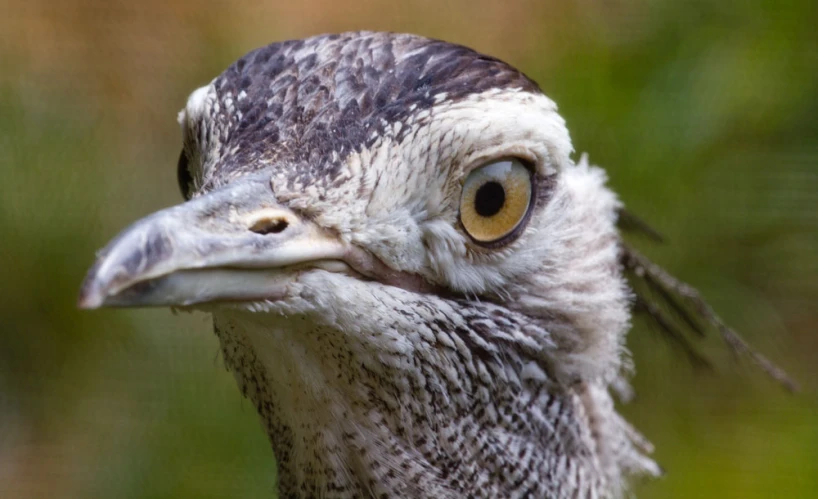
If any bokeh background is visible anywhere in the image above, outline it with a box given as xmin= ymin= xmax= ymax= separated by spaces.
xmin=1 ymin=1 xmax=816 ymax=497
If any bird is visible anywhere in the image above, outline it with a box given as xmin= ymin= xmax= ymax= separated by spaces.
xmin=78 ymin=31 xmax=794 ymax=498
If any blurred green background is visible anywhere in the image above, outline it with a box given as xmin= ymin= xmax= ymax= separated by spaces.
xmin=1 ymin=1 xmax=816 ymax=497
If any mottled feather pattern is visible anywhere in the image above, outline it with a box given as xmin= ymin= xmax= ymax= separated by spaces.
xmin=215 ymin=275 xmax=619 ymax=497
xmin=186 ymin=32 xmax=538 ymax=193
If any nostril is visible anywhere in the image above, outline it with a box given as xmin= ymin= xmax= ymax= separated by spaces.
xmin=249 ymin=217 xmax=289 ymax=235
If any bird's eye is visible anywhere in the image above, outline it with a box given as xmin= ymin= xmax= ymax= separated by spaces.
xmin=459 ymin=158 xmax=533 ymax=245
xmin=177 ymin=150 xmax=192 ymax=200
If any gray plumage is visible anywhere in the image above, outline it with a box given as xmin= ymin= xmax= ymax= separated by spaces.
xmin=79 ymin=31 xmax=792 ymax=498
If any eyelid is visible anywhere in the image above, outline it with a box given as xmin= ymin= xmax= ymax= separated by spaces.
xmin=459 ymin=151 xmax=541 ymax=183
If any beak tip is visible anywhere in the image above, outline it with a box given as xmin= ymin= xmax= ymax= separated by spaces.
xmin=78 ymin=281 xmax=104 ymax=310
xmin=77 ymin=294 xmax=103 ymax=310
xmin=78 ymin=266 xmax=108 ymax=309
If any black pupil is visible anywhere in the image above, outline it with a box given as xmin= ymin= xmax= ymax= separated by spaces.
xmin=176 ymin=150 xmax=192 ymax=200
xmin=474 ymin=181 xmax=505 ymax=217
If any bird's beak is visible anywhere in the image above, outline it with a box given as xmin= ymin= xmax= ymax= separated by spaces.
xmin=78 ymin=175 xmax=348 ymax=309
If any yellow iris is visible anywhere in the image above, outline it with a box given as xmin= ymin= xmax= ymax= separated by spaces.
xmin=460 ymin=158 xmax=532 ymax=244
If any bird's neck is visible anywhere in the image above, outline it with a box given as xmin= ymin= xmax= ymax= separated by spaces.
xmin=214 ymin=310 xmax=438 ymax=496
xmin=211 ymin=305 xmax=656 ymax=497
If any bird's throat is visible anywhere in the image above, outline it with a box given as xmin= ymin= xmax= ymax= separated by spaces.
xmin=212 ymin=311 xmax=403 ymax=496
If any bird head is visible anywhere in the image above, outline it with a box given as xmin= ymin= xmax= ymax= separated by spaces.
xmin=78 ymin=32 xmax=797 ymax=497
xmin=80 ymin=32 xmax=629 ymax=389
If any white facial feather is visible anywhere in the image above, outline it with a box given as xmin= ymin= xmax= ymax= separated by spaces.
xmin=257 ymin=89 xmax=627 ymax=384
